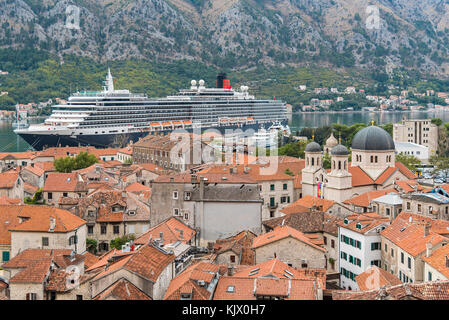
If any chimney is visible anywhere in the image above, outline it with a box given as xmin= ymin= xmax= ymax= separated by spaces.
xmin=95 ymin=164 xmax=101 ymax=174
xmin=49 ymin=217 xmax=56 ymax=232
xmin=159 ymin=232 xmax=164 ymax=246
xmin=179 ymin=229 xmax=184 ymax=240
xmin=426 ymin=242 xmax=432 ymax=258
xmin=424 ymin=223 xmax=430 ymax=237
xmin=227 ymin=266 xmax=234 ymax=276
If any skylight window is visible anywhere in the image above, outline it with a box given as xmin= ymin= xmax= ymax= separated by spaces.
xmin=226 ymin=286 xmax=235 ymax=293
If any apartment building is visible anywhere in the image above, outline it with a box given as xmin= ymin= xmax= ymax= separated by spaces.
xmin=393 ymin=119 xmax=438 ymax=156
xmin=337 ymin=213 xmax=390 ymax=290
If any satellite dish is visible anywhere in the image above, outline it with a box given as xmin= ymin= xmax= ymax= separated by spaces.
xmin=199 ymin=79 xmax=205 ymax=86
xmin=191 ymin=80 xmax=197 ymax=86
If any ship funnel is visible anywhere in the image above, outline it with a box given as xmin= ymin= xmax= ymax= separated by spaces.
xmin=217 ymin=73 xmax=226 ymax=88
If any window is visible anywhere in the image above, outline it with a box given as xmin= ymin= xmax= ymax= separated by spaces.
xmin=418 ymin=204 xmax=422 ymax=212
xmin=283 ymin=183 xmax=287 ymax=190
xmin=173 ymin=208 xmax=180 ymax=216
xmin=113 ymin=225 xmax=120 ymax=234
xmin=173 ymin=191 xmax=178 ymax=199
xmin=391 ymin=249 xmax=394 ymax=257
xmin=331 ymin=239 xmax=335 ymax=248
xmin=88 ymin=225 xmax=94 ymax=234
xmin=184 ymin=192 xmax=191 ymax=200
xmin=385 ymin=243 xmax=388 ymax=252
xmin=280 ymin=196 xmax=287 ymax=203
xmin=323 ymin=236 xmax=327 ymax=245
xmin=408 ymin=257 xmax=411 ymax=269
xmin=87 ymin=210 xmax=95 ymax=217
xmin=270 ymin=197 xmax=275 ymax=207
xmin=101 ymin=224 xmax=107 ymax=234
xmin=371 ymin=242 xmax=381 ymax=250
xmin=48 ymin=192 xmax=52 ymax=200
xmin=42 ymin=237 xmax=49 ymax=246
xmin=406 ymin=202 xmax=411 ymax=210
xmin=386 ymin=208 xmax=390 ymax=216
xmin=184 ymin=212 xmax=189 ymax=220
xmin=401 ymin=252 xmax=404 ymax=264
xmin=428 ymin=272 xmax=432 ymax=281
xmin=69 ymin=235 xmax=78 ymax=245
xmin=2 ymin=251 xmax=10 ymax=262
xmin=76 ymin=295 xmax=83 ymax=300
xmin=270 ymin=184 xmax=275 ymax=191
xmin=63 ymin=192 xmax=68 ymax=197
xmin=230 ymin=255 xmax=236 ymax=263
xmin=26 ymin=293 xmax=37 ymax=300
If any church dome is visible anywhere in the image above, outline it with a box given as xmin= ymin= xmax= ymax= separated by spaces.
xmin=351 ymin=126 xmax=395 ymax=151
xmin=325 ymin=133 xmax=338 ymax=147
xmin=305 ymin=141 xmax=322 ymax=153
xmin=331 ymin=144 xmax=349 ymax=156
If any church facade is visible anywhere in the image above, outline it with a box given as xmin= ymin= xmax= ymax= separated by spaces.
xmin=301 ymin=125 xmax=417 ymax=204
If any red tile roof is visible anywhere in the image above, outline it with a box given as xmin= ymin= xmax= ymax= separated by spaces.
xmin=283 ymin=195 xmax=334 ymax=213
xmin=135 ymin=217 xmax=196 ymax=245
xmin=381 ymin=212 xmax=449 ymax=257
xmin=43 ymin=172 xmax=87 ymax=192
xmin=337 ymin=212 xmax=389 ymax=234
xmin=164 ymin=262 xmax=221 ymax=300
xmin=0 ymin=172 xmax=18 ymax=189
xmin=93 ymin=278 xmax=152 ymax=300
xmin=422 ymin=244 xmax=449 ymax=279
xmin=344 ymin=189 xmax=397 ymax=208
xmin=252 ymin=225 xmax=326 ymax=252
xmin=356 ymin=266 xmax=402 ymax=290
xmin=3 ymin=205 xmax=86 ymax=233
xmin=213 ymin=276 xmax=321 ymax=300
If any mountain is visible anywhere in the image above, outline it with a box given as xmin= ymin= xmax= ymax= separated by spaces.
xmin=1 ymin=0 xmax=449 ymax=77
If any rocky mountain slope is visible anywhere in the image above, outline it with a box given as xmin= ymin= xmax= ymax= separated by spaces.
xmin=1 ymin=0 xmax=449 ymax=76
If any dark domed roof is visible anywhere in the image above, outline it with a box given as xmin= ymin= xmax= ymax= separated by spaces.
xmin=331 ymin=144 xmax=349 ymax=156
xmin=351 ymin=126 xmax=395 ymax=151
xmin=305 ymin=141 xmax=322 ymax=153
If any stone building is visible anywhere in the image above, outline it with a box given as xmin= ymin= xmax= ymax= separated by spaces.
xmin=0 ymin=205 xmax=87 ymax=259
xmin=252 ymin=225 xmax=327 ymax=269
xmin=42 ymin=172 xmax=88 ymax=205
xmin=132 ymin=133 xmax=215 ymax=172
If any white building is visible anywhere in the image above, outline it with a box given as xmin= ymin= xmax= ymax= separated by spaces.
xmin=395 ymin=141 xmax=429 ymax=161
xmin=338 ymin=213 xmax=390 ymax=290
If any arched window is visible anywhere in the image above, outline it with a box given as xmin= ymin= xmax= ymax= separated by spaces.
xmin=338 ymin=161 xmax=341 ymax=170
xmin=312 ymin=158 xmax=315 ymax=166
xmin=344 ymin=161 xmax=347 ymax=170
xmin=333 ymin=160 xmax=336 ymax=170
xmin=375 ymin=156 xmax=378 ymax=163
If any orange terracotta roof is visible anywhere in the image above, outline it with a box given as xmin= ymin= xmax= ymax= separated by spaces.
xmin=337 ymin=212 xmax=390 ymax=234
xmin=395 ymin=161 xmax=417 ymax=179
xmin=164 ymin=262 xmax=220 ymax=300
xmin=395 ymin=180 xmax=424 ymax=193
xmin=348 ymin=166 xmax=374 ymax=186
xmin=135 ymin=217 xmax=196 ymax=245
xmin=283 ymin=195 xmax=334 ymax=213
xmin=22 ymin=165 xmax=45 ymax=177
xmin=356 ymin=266 xmax=402 ymax=290
xmin=82 ymin=252 xmax=100 ymax=270
xmin=93 ymin=244 xmax=175 ymax=283
xmin=422 ymin=245 xmax=449 ymax=279
xmin=43 ymin=172 xmax=87 ymax=192
xmin=213 ymin=277 xmax=320 ymax=300
xmin=3 ymin=205 xmax=86 ymax=233
xmin=93 ymin=279 xmax=152 ymax=300
xmin=252 ymin=225 xmax=326 ymax=252
xmin=381 ymin=212 xmax=449 ymax=257
xmin=0 ymin=172 xmax=18 ymax=189
xmin=374 ymin=167 xmax=397 ymax=184
xmin=0 ymin=196 xmax=21 ymax=205
xmin=125 ymin=182 xmax=151 ymax=193
xmin=344 ymin=189 xmax=397 ymax=208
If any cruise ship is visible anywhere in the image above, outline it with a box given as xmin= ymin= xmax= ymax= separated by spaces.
xmin=14 ymin=70 xmax=289 ymax=150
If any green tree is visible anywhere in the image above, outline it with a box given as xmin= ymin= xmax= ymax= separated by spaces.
xmin=396 ymin=154 xmax=421 ymax=172
xmin=278 ymin=140 xmax=308 ymax=159
xmin=110 ymin=234 xmax=136 ymax=250
xmin=86 ymin=238 xmax=98 ymax=254
xmin=322 ymin=153 xmax=331 ymax=169
xmin=54 ymin=151 xmax=98 ymax=173
xmin=431 ymin=118 xmax=443 ymax=126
